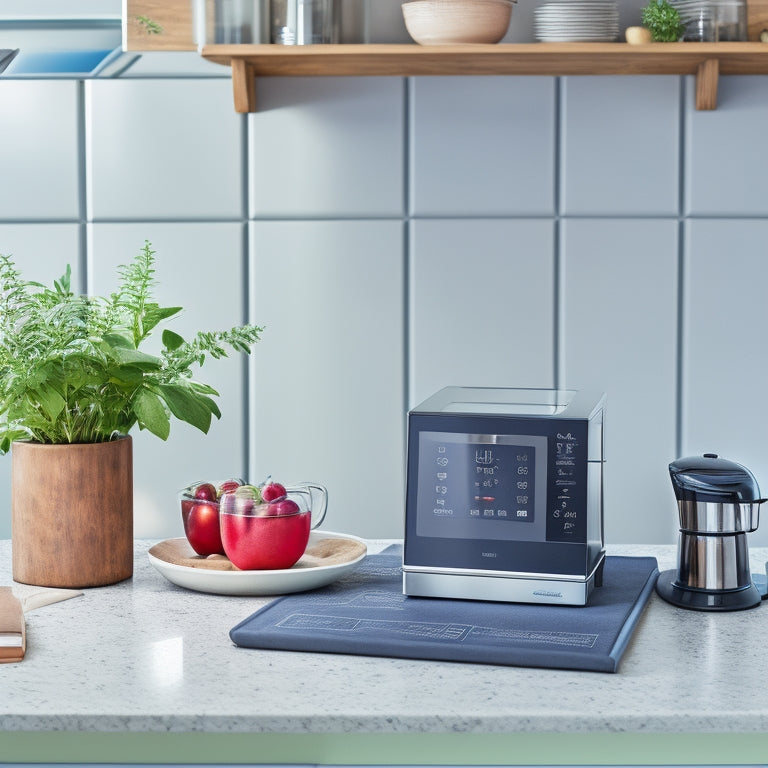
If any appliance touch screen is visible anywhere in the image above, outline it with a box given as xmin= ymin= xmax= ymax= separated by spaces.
xmin=416 ymin=432 xmax=548 ymax=543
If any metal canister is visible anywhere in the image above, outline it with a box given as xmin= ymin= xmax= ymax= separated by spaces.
xmin=271 ymin=0 xmax=340 ymax=44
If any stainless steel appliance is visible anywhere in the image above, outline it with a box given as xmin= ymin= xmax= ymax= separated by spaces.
xmin=656 ymin=453 xmax=767 ymax=611
xmin=403 ymin=387 xmax=606 ymax=606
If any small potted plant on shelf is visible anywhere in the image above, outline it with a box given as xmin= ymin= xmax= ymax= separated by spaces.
xmin=640 ymin=0 xmax=685 ymax=41
xmin=0 ymin=241 xmax=263 ymax=588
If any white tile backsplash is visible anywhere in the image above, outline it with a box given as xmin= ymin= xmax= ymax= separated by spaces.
xmin=248 ymin=77 xmax=404 ymax=218
xmin=685 ymin=76 xmax=768 ymax=217
xmin=561 ymin=219 xmax=680 ymax=545
xmin=86 ymin=79 xmax=243 ymax=221
xmin=560 ymin=76 xmax=681 ymax=216
xmin=410 ymin=77 xmax=556 ymax=217
xmin=0 ymin=81 xmax=81 ymax=221
xmin=1 ymin=73 xmax=768 ymax=544
xmin=248 ymin=219 xmax=405 ymax=539
xmin=409 ymin=219 xmax=555 ymax=407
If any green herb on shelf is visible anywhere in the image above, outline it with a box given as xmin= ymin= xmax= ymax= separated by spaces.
xmin=0 ymin=241 xmax=263 ymax=450
xmin=640 ymin=0 xmax=685 ymax=41
xmin=136 ymin=15 xmax=164 ymax=35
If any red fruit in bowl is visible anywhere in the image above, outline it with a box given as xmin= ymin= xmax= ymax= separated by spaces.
xmin=219 ymin=492 xmax=237 ymax=514
xmin=233 ymin=484 xmax=262 ymax=515
xmin=261 ymin=481 xmax=287 ymax=502
xmin=217 ymin=478 xmax=243 ymax=498
xmin=193 ymin=482 xmax=217 ymax=501
xmin=268 ymin=498 xmax=300 ymax=517
xmin=182 ymin=498 xmax=225 ymax=556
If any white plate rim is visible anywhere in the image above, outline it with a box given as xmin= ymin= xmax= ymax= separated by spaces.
xmin=147 ymin=529 xmax=368 ymax=595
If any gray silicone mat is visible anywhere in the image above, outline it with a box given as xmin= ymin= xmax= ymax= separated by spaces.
xmin=230 ymin=547 xmax=659 ymax=673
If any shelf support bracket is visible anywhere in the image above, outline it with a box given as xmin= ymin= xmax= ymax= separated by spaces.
xmin=696 ymin=58 xmax=719 ymax=110
xmin=232 ymin=59 xmax=257 ymax=113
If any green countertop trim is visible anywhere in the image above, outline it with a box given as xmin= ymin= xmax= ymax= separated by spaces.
xmin=0 ymin=731 xmax=767 ymax=765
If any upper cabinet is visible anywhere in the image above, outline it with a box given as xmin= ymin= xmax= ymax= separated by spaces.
xmin=123 ymin=0 xmax=768 ymax=112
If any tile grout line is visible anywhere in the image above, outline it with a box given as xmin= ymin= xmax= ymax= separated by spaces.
xmin=241 ymin=111 xmax=252 ymax=482
xmin=403 ymin=76 xmax=412 ymax=423
xmin=554 ymin=77 xmax=562 ymax=390
xmin=78 ymin=79 xmax=91 ymax=295
xmin=675 ymin=75 xmax=687 ymax=460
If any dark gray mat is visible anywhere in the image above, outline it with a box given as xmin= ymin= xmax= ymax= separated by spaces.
xmin=230 ymin=547 xmax=658 ymax=673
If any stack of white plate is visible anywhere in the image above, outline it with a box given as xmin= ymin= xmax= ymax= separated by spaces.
xmin=534 ymin=0 xmax=619 ymax=41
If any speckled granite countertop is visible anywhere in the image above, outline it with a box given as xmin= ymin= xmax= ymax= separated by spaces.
xmin=1 ymin=540 xmax=768 ymax=764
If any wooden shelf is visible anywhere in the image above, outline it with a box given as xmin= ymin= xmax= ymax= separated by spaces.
xmin=201 ymin=42 xmax=768 ymax=112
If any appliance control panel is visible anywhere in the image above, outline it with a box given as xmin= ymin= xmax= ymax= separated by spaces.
xmin=415 ymin=431 xmax=548 ymax=543
xmin=548 ymin=429 xmax=586 ymax=543
xmin=404 ymin=413 xmax=594 ymax=575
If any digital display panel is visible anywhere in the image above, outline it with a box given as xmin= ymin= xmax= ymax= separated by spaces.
xmin=416 ymin=432 xmax=548 ymax=543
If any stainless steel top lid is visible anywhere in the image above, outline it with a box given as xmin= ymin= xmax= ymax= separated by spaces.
xmin=669 ymin=453 xmax=762 ymax=504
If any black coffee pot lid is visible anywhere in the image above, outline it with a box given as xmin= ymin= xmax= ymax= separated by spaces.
xmin=669 ymin=453 xmax=762 ymax=504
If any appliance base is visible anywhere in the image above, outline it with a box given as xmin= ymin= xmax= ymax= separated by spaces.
xmin=403 ymin=557 xmax=604 ymax=606
xmin=656 ymin=568 xmax=763 ymax=611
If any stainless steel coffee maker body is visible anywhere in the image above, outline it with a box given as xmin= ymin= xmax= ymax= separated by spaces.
xmin=657 ymin=453 xmax=766 ymax=611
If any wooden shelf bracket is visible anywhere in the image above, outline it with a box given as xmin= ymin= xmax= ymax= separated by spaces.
xmin=231 ymin=59 xmax=257 ymax=113
xmin=696 ymin=58 xmax=719 ymax=110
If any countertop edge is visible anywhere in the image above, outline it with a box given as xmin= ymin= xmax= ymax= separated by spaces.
xmin=1 ymin=730 xmax=768 ymax=766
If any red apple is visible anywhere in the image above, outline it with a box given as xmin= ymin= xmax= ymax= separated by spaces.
xmin=261 ymin=481 xmax=287 ymax=502
xmin=193 ymin=482 xmax=217 ymax=501
xmin=181 ymin=498 xmax=225 ymax=556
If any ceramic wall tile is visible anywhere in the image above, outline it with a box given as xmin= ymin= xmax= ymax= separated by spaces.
xmin=86 ymin=79 xmax=243 ymax=221
xmin=409 ymin=77 xmax=556 ymax=217
xmin=248 ymin=77 xmax=404 ymax=218
xmin=248 ymin=220 xmax=405 ymax=539
xmin=88 ymin=223 xmax=248 ymax=539
xmin=0 ymin=81 xmax=80 ymax=221
xmin=561 ymin=218 xmax=679 ymax=545
xmin=560 ymin=76 xmax=681 ymax=216
xmin=684 ymin=76 xmax=768 ymax=217
xmin=0 ymin=224 xmax=83 ymax=539
xmin=409 ymin=218 xmax=555 ymax=407
xmin=682 ymin=219 xmax=768 ymax=547
xmin=0 ymin=223 xmax=83 ymax=289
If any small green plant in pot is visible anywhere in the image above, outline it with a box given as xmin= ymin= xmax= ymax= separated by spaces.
xmin=0 ymin=241 xmax=263 ymax=588
xmin=641 ymin=0 xmax=685 ymax=41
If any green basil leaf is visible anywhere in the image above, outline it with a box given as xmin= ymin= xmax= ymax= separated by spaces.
xmin=161 ymin=329 xmax=185 ymax=351
xmin=152 ymin=383 xmax=213 ymax=434
xmin=133 ymin=388 xmax=170 ymax=440
xmin=108 ymin=347 xmax=163 ymax=370
xmin=142 ymin=304 xmax=182 ymax=335
xmin=108 ymin=364 xmax=145 ymax=386
xmin=33 ymin=385 xmax=66 ymax=421
xmin=102 ymin=333 xmax=135 ymax=350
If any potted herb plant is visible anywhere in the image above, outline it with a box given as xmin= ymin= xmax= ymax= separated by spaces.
xmin=0 ymin=242 xmax=262 ymax=588
xmin=640 ymin=0 xmax=685 ymax=41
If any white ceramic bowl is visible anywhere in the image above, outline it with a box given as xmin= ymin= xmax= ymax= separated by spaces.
xmin=402 ymin=0 xmax=514 ymax=45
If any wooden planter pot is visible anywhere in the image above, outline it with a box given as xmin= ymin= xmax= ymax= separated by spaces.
xmin=11 ymin=436 xmax=134 ymax=588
